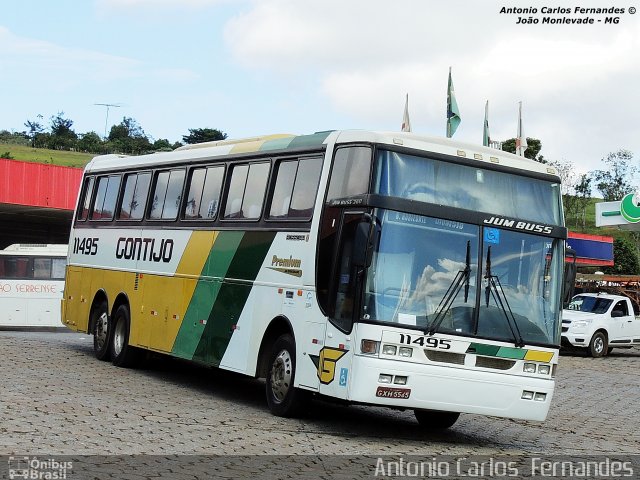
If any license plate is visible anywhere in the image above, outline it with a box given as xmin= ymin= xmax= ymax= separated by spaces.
xmin=376 ymin=386 xmax=411 ymax=399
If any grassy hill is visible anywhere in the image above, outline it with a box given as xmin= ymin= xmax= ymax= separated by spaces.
xmin=0 ymin=143 xmax=92 ymax=168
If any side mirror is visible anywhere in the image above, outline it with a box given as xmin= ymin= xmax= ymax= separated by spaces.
xmin=611 ymin=310 xmax=624 ymax=318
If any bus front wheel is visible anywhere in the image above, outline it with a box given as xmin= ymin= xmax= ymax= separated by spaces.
xmin=266 ymin=334 xmax=307 ymax=417
xmin=92 ymin=301 xmax=111 ymax=361
xmin=414 ymin=409 xmax=460 ymax=429
xmin=111 ymin=305 xmax=140 ymax=368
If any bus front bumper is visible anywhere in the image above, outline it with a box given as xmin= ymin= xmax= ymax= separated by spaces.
xmin=348 ymin=355 xmax=555 ymax=421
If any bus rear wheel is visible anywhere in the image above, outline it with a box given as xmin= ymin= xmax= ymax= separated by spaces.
xmin=111 ymin=305 xmax=140 ymax=368
xmin=92 ymin=301 xmax=111 ymax=361
xmin=414 ymin=409 xmax=460 ymax=429
xmin=266 ymin=334 xmax=307 ymax=417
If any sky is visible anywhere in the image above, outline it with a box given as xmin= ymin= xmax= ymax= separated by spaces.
xmin=1 ymin=0 xmax=639 ymax=175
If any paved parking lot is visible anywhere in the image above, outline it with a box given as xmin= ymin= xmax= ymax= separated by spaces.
xmin=0 ymin=330 xmax=639 ymax=478
xmin=1 ymin=330 xmax=638 ymax=456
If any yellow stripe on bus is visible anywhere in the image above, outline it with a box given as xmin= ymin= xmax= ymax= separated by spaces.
xmin=175 ymin=231 xmax=218 ymax=277
xmin=523 ymin=350 xmax=554 ymax=363
xmin=150 ymin=231 xmax=218 ymax=352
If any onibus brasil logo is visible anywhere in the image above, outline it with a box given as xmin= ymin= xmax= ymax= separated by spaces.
xmin=602 ymin=193 xmax=640 ymax=223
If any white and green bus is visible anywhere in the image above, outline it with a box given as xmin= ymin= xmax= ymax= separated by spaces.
xmin=62 ymin=130 xmax=567 ymax=427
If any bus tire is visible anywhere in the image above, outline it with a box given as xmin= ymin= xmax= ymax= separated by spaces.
xmin=588 ymin=331 xmax=607 ymax=358
xmin=92 ymin=301 xmax=112 ymax=361
xmin=414 ymin=409 xmax=460 ymax=429
xmin=111 ymin=305 xmax=140 ymax=368
xmin=266 ymin=334 xmax=307 ymax=417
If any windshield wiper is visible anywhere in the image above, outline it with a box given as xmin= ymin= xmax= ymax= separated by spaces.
xmin=426 ymin=241 xmax=471 ymax=335
xmin=484 ymin=246 xmax=525 ymax=348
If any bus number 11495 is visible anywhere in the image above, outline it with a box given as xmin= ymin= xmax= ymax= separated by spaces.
xmin=398 ymin=334 xmax=451 ymax=350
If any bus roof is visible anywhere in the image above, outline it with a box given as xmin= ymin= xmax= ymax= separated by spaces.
xmin=1 ymin=244 xmax=68 ymax=256
xmin=83 ymin=130 xmax=560 ymax=179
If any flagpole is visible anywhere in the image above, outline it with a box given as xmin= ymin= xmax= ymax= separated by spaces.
xmin=516 ymin=101 xmax=527 ymax=156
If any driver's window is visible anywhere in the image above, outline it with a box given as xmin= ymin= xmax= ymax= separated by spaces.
xmin=330 ymin=213 xmax=363 ymax=333
xmin=613 ymin=301 xmax=628 ymax=316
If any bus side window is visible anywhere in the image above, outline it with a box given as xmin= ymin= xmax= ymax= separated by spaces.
xmin=51 ymin=258 xmax=66 ymax=279
xmin=150 ymin=169 xmax=185 ymax=220
xmin=184 ymin=166 xmax=224 ymax=220
xmin=326 ymin=147 xmax=372 ymax=201
xmin=269 ymin=156 xmax=322 ymax=220
xmin=242 ymin=163 xmax=269 ymax=219
xmin=119 ymin=172 xmax=151 ymax=220
xmin=91 ymin=175 xmax=120 ymax=221
xmin=223 ymin=162 xmax=270 ymax=220
xmin=33 ymin=258 xmax=52 ymax=279
xmin=77 ymin=176 xmax=95 ymax=221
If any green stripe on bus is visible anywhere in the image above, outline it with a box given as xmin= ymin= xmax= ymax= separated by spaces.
xmin=496 ymin=346 xmax=527 ymax=360
xmin=172 ymin=231 xmax=245 ymax=359
xmin=469 ymin=343 xmax=500 ymax=356
xmin=468 ymin=343 xmax=527 ymax=359
xmin=287 ymin=131 xmax=332 ymax=149
xmin=192 ymin=231 xmax=277 ymax=366
xmin=259 ymin=137 xmax=295 ymax=151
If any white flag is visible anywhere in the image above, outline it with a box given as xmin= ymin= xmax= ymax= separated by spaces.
xmin=401 ymin=93 xmax=411 ymax=132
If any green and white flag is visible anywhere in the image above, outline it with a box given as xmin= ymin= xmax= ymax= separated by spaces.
xmin=446 ymin=67 xmax=461 ymax=138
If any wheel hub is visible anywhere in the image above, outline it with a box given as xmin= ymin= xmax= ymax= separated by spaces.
xmin=270 ymin=350 xmax=292 ymax=403
xmin=95 ymin=312 xmax=108 ymax=349
xmin=113 ymin=319 xmax=125 ymax=357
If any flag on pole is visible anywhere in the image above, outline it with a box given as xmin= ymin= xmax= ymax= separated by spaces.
xmin=515 ymin=101 xmax=528 ymax=156
xmin=446 ymin=67 xmax=461 ymax=138
xmin=401 ymin=93 xmax=411 ymax=132
xmin=483 ymin=100 xmax=490 ymax=147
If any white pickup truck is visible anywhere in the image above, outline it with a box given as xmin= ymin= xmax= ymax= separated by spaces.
xmin=562 ymin=292 xmax=640 ymax=357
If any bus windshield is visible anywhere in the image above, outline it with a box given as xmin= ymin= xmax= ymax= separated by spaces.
xmin=374 ymin=149 xmax=562 ymax=226
xmin=361 ymin=210 xmax=563 ymax=345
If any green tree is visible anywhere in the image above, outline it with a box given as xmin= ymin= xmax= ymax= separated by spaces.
xmin=24 ymin=115 xmax=44 ymax=147
xmin=572 ymin=174 xmax=592 ymax=230
xmin=49 ymin=112 xmax=77 ymax=150
xmin=604 ymin=238 xmax=640 ymax=275
xmin=182 ymin=128 xmax=227 ymax=144
xmin=591 ymin=150 xmax=636 ymax=201
xmin=501 ymin=137 xmax=544 ymax=162
xmin=77 ymin=131 xmax=104 ymax=153
xmin=0 ymin=130 xmax=29 ymax=145
xmin=107 ymin=117 xmax=152 ymax=154
xmin=153 ymin=138 xmax=172 ymax=151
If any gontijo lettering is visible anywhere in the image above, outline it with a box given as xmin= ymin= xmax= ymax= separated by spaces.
xmin=116 ymin=237 xmax=174 ymax=262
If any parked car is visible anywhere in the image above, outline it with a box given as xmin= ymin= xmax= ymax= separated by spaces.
xmin=561 ymin=293 xmax=640 ymax=357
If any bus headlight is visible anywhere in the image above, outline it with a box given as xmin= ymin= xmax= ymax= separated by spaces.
xmin=398 ymin=347 xmax=413 ymax=358
xmin=538 ymin=364 xmax=551 ymax=375
xmin=523 ymin=362 xmax=537 ymax=373
xmin=382 ymin=344 xmax=397 ymax=355
xmin=394 ymin=376 xmax=408 ymax=385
